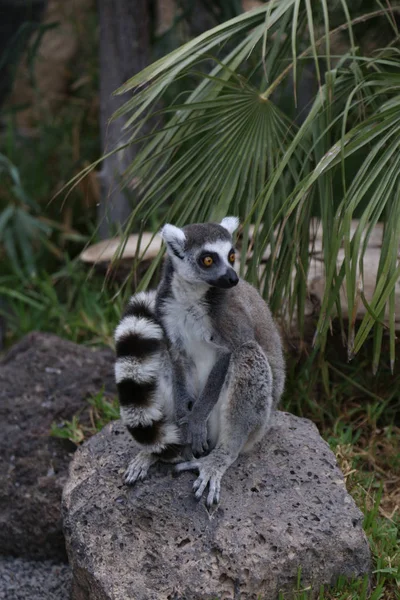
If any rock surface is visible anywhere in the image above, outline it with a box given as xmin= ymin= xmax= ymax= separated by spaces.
xmin=0 ymin=332 xmax=115 ymax=561
xmin=0 ymin=556 xmax=71 ymax=600
xmin=63 ymin=412 xmax=371 ymax=600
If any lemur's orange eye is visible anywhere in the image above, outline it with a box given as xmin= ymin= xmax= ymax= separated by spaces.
xmin=229 ymin=252 xmax=235 ymax=264
xmin=203 ymin=256 xmax=213 ymax=267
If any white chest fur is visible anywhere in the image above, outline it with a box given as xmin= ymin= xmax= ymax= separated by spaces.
xmin=162 ymin=277 xmax=217 ymax=396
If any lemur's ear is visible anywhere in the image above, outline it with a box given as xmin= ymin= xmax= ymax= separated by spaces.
xmin=160 ymin=224 xmax=186 ymax=259
xmin=220 ymin=216 xmax=239 ymax=235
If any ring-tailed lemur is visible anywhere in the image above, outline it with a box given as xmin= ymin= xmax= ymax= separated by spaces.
xmin=114 ymin=217 xmax=285 ymax=506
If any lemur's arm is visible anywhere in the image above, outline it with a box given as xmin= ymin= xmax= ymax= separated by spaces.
xmin=173 ymin=359 xmax=195 ymax=422
xmin=170 ymin=360 xmax=198 ymax=460
xmin=181 ymin=352 xmax=231 ymax=457
xmin=185 ymin=319 xmax=255 ymax=456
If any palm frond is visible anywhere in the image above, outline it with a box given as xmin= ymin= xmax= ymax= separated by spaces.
xmin=108 ymin=0 xmax=400 ymax=368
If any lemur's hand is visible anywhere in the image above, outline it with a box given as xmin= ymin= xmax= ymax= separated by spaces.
xmin=188 ymin=417 xmax=209 ymax=457
xmin=178 ymin=414 xmax=208 ymax=457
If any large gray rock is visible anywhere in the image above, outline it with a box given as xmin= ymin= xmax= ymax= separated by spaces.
xmin=0 ymin=332 xmax=115 ymax=561
xmin=63 ymin=412 xmax=371 ymax=599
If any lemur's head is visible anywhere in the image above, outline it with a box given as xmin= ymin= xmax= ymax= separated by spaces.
xmin=160 ymin=217 xmax=239 ymax=289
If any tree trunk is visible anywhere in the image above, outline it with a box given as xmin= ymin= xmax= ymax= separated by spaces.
xmin=97 ymin=0 xmax=152 ymax=239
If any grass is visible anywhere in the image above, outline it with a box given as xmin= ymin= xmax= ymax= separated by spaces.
xmin=0 ymin=263 xmax=124 ymax=348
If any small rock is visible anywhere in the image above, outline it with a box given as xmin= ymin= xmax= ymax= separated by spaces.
xmin=45 ymin=367 xmax=62 ymax=375
xmin=63 ymin=412 xmax=371 ymax=599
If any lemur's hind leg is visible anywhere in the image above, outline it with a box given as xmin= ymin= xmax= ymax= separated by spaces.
xmin=175 ymin=341 xmax=273 ymax=507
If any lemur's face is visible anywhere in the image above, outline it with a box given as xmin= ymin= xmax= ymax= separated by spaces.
xmin=188 ymin=237 xmax=239 ymax=288
xmin=160 ymin=217 xmax=240 ymax=289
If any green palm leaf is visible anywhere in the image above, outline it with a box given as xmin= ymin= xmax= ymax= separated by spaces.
xmin=106 ymin=0 xmax=400 ymax=368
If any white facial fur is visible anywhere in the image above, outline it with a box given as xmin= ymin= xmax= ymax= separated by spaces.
xmin=203 ymin=240 xmax=234 ymax=269
xmin=220 ymin=216 xmax=239 ymax=235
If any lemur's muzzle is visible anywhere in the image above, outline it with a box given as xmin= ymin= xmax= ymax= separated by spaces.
xmin=212 ymin=268 xmax=239 ymax=289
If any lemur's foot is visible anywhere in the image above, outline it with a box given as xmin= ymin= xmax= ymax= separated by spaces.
xmin=124 ymin=451 xmax=157 ymax=485
xmin=175 ymin=454 xmax=229 ymax=507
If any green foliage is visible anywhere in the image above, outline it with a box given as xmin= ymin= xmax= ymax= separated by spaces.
xmin=276 ymin=575 xmax=372 ymax=599
xmin=50 ymin=415 xmax=86 ymax=446
xmin=0 ymin=263 xmax=124 ymax=348
xmin=89 ymin=0 xmax=400 ymax=369
xmin=50 ymin=387 xmax=120 ymax=446
xmin=0 ymin=3 xmax=100 ymax=278
xmin=0 ymin=153 xmax=53 ymax=276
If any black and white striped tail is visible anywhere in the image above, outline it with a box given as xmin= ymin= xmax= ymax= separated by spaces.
xmin=114 ymin=291 xmax=180 ymax=455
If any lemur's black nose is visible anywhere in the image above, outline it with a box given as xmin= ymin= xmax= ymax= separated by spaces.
xmin=213 ymin=268 xmax=239 ymax=289
xmin=227 ymin=270 xmax=239 ymax=286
